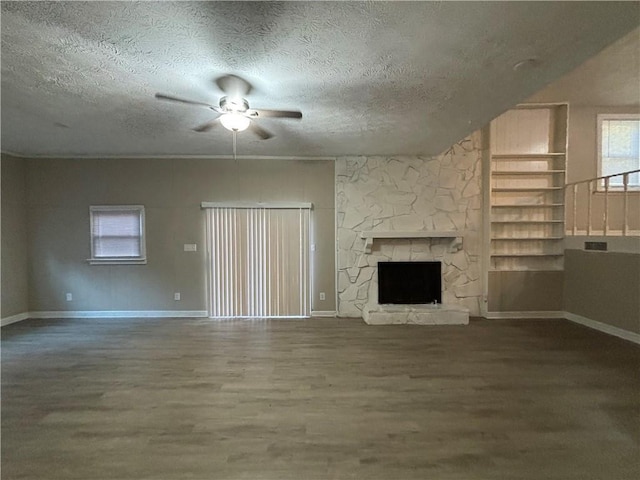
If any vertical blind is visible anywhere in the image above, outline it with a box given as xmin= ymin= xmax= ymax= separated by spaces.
xmin=205 ymin=206 xmax=310 ymax=317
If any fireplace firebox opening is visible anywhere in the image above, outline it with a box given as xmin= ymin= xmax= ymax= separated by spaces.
xmin=377 ymin=261 xmax=441 ymax=304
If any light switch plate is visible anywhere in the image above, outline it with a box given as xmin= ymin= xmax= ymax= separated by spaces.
xmin=184 ymin=244 xmax=197 ymax=252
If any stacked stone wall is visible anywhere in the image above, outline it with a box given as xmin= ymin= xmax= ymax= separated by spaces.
xmin=336 ymin=132 xmax=484 ymax=317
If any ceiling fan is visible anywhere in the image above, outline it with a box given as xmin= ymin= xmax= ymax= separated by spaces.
xmin=155 ymin=74 xmax=302 ymax=140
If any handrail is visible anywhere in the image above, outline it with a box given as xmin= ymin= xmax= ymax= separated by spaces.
xmin=565 ymin=169 xmax=639 ymax=237
xmin=564 ymin=169 xmax=639 ymax=187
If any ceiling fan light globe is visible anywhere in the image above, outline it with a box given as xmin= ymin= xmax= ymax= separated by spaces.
xmin=220 ymin=113 xmax=250 ymax=132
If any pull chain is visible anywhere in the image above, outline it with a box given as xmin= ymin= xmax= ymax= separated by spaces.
xmin=232 ymin=130 xmax=237 ymax=161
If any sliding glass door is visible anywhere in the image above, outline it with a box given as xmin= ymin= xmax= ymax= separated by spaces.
xmin=205 ymin=205 xmax=311 ymax=318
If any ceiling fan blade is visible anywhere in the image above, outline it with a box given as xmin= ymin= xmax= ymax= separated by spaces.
xmin=155 ymin=93 xmax=216 ymax=109
xmin=215 ymin=74 xmax=253 ymax=97
xmin=248 ymin=122 xmax=273 ymax=140
xmin=249 ymin=109 xmax=302 ymax=119
xmin=193 ymin=118 xmax=220 ymax=132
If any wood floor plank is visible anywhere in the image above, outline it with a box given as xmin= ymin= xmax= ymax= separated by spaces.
xmin=2 ymin=317 xmax=639 ymax=479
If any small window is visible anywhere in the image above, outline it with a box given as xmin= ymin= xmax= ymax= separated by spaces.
xmin=598 ymin=114 xmax=640 ymax=189
xmin=89 ymin=206 xmax=146 ymax=264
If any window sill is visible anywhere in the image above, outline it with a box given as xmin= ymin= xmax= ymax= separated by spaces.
xmin=88 ymin=258 xmax=147 ymax=265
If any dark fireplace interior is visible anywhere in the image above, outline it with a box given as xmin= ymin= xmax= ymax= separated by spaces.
xmin=378 ymin=261 xmax=441 ymax=304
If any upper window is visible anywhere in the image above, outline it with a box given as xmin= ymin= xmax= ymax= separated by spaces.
xmin=89 ymin=206 xmax=146 ymax=264
xmin=598 ymin=114 xmax=640 ymax=188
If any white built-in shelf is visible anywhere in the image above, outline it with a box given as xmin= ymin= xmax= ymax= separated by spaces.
xmin=492 ymin=187 xmax=563 ymax=192
xmin=491 ymin=253 xmax=564 ymax=257
xmin=359 ymin=230 xmax=464 ymax=254
xmin=491 ymin=220 xmax=563 ymax=224
xmin=492 ymin=204 xmax=564 ymax=208
xmin=489 ymin=267 xmax=564 ymax=272
xmin=492 ymin=236 xmax=564 ymax=241
xmin=489 ymin=105 xmax=568 ymax=273
xmin=492 ymin=170 xmax=565 ymax=175
xmin=492 ymin=153 xmax=565 ymax=158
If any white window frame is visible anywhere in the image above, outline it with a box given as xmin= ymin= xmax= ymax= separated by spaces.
xmin=597 ymin=113 xmax=640 ymax=191
xmin=89 ymin=205 xmax=147 ymax=265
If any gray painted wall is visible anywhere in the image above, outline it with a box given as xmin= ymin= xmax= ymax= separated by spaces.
xmin=1 ymin=155 xmax=29 ymax=317
xmin=564 ymin=249 xmax=640 ymax=334
xmin=4 ymin=152 xmax=639 ymax=336
xmin=563 ymin=106 xmax=640 ymax=234
xmin=23 ymin=157 xmax=335 ymax=314
xmin=563 ymin=106 xmax=639 ymax=185
xmin=488 ymin=271 xmax=564 ymax=313
xmin=517 ymin=38 xmax=640 ymax=326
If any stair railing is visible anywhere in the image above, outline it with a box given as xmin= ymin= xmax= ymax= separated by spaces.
xmin=565 ymin=169 xmax=639 ymax=236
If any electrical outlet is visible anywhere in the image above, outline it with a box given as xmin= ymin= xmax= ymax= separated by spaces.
xmin=174 ymin=292 xmax=181 ymax=301
xmin=65 ymin=293 xmax=73 ymax=301
xmin=319 ymin=292 xmax=326 ymax=301
xmin=184 ymin=244 xmax=197 ymax=252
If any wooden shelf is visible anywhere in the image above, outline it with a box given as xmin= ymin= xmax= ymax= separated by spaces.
xmin=491 ymin=253 xmax=564 ymax=257
xmin=492 ymin=153 xmax=565 ymax=158
xmin=492 ymin=187 xmax=563 ymax=192
xmin=359 ymin=230 xmax=464 ymax=253
xmin=492 ymin=203 xmax=564 ymax=208
xmin=492 ymin=170 xmax=565 ymax=175
xmin=491 ymin=220 xmax=563 ymax=224
xmin=489 ymin=267 xmax=564 ymax=272
xmin=492 ymin=237 xmax=563 ymax=240
xmin=360 ymin=231 xmax=461 ymax=239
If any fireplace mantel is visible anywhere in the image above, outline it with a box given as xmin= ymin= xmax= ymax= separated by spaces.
xmin=360 ymin=231 xmax=464 ymax=254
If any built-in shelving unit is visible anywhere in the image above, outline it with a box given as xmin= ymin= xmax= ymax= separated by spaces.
xmin=489 ymin=104 xmax=568 ymax=272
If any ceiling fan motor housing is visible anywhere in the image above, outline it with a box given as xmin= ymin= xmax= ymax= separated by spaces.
xmin=219 ymin=96 xmax=249 ymax=113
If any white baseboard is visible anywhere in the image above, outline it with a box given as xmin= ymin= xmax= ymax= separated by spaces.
xmin=28 ymin=310 xmax=208 ymax=319
xmin=3 ymin=310 xmax=332 ymax=323
xmin=564 ymin=312 xmax=640 ymax=345
xmin=311 ymin=310 xmax=337 ymax=318
xmin=1 ymin=312 xmax=30 ymax=327
xmin=484 ymin=311 xmax=565 ymax=319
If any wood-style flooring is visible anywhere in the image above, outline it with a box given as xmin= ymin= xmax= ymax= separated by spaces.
xmin=2 ymin=317 xmax=639 ymax=479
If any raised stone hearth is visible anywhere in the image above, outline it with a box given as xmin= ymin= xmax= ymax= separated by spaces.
xmin=363 ymin=304 xmax=469 ymax=325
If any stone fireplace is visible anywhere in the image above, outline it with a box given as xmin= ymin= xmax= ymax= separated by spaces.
xmin=335 ymin=133 xmax=483 ymax=321
xmin=364 ymin=259 xmax=468 ymax=325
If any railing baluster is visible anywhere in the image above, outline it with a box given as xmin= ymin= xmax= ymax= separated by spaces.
xmin=603 ymin=177 xmax=609 ymax=236
xmin=587 ymin=180 xmax=592 ymax=236
xmin=623 ymin=173 xmax=629 ymax=236
xmin=564 ymin=168 xmax=638 ymax=238
xmin=572 ymin=184 xmax=577 ymax=235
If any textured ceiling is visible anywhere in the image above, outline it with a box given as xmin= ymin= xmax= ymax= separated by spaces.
xmin=1 ymin=1 xmax=639 ymax=158
xmin=528 ymin=27 xmax=640 ymax=107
